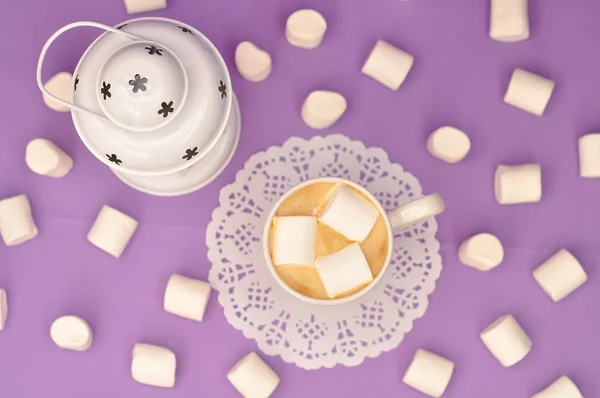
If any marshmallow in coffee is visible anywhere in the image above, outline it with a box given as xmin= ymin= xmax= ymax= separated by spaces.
xmin=319 ymin=184 xmax=379 ymax=242
xmin=272 ymin=216 xmax=317 ymax=266
xmin=314 ymin=243 xmax=373 ymax=298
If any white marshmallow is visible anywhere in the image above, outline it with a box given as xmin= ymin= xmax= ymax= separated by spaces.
xmin=402 ymin=349 xmax=455 ymax=398
xmin=0 ymin=289 xmax=7 ymax=331
xmin=124 ymin=0 xmax=166 ymax=14
xmin=319 ymin=184 xmax=378 ymax=242
xmin=26 ymin=138 xmax=73 ymax=178
xmin=235 ymin=42 xmax=272 ymax=82
xmin=427 ymin=126 xmax=471 ymax=164
xmin=504 ymin=68 xmax=555 ymax=116
xmin=131 ymin=343 xmax=176 ymax=388
xmin=227 ymin=352 xmax=280 ymax=398
xmin=314 ymin=243 xmax=373 ymax=299
xmin=458 ymin=233 xmax=504 ymax=271
xmin=387 ymin=193 xmax=445 ymax=231
xmin=362 ymin=40 xmax=414 ymax=90
xmin=480 ymin=314 xmax=532 ymax=367
xmin=285 ymin=9 xmax=327 ymax=49
xmin=578 ymin=134 xmax=600 ymax=178
xmin=490 ymin=0 xmax=530 ymax=42
xmin=533 ymin=249 xmax=587 ymax=303
xmin=532 ymin=376 xmax=583 ymax=398
xmin=494 ymin=164 xmax=542 ymax=205
xmin=87 ymin=205 xmax=138 ymax=258
xmin=0 ymin=194 xmax=38 ymax=246
xmin=272 ymin=216 xmax=317 ymax=266
xmin=50 ymin=315 xmax=93 ymax=351
xmin=43 ymin=72 xmax=72 ymax=112
xmin=164 ymin=274 xmax=211 ymax=322
xmin=301 ymin=90 xmax=347 ymax=129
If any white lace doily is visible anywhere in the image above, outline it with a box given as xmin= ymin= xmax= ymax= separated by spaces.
xmin=207 ymin=134 xmax=442 ymax=369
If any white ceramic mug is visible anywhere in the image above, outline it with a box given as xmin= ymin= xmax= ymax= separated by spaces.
xmin=263 ymin=177 xmax=445 ymax=305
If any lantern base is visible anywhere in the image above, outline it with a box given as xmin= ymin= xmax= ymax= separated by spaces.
xmin=112 ymin=94 xmax=241 ymax=196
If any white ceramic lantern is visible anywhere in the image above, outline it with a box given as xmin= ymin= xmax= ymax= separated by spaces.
xmin=36 ymin=19 xmax=241 ymax=196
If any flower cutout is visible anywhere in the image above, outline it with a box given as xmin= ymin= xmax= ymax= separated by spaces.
xmin=74 ymin=74 xmax=79 ymax=91
xmin=178 ymin=26 xmax=193 ymax=35
xmin=182 ymin=147 xmax=199 ymax=160
xmin=145 ymin=45 xmax=163 ymax=56
xmin=128 ymin=74 xmax=148 ymax=93
xmin=158 ymin=101 xmax=174 ymax=118
xmin=100 ymin=82 xmax=111 ymax=100
xmin=117 ymin=24 xmax=127 ymax=30
xmin=218 ymin=80 xmax=227 ymax=99
xmin=106 ymin=153 xmax=122 ymax=165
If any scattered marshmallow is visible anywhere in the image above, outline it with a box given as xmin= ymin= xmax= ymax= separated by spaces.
xmin=480 ymin=314 xmax=532 ymax=367
xmin=227 ymin=352 xmax=280 ymax=398
xmin=164 ymin=274 xmax=212 ymax=322
xmin=0 ymin=194 xmax=38 ymax=246
xmin=362 ymin=40 xmax=414 ymax=90
xmin=50 ymin=315 xmax=93 ymax=351
xmin=87 ymin=205 xmax=138 ymax=258
xmin=301 ymin=90 xmax=347 ymax=129
xmin=26 ymin=138 xmax=73 ymax=178
xmin=387 ymin=193 xmax=445 ymax=231
xmin=533 ymin=249 xmax=587 ymax=303
xmin=490 ymin=0 xmax=530 ymax=42
xmin=578 ymin=134 xmax=600 ymax=178
xmin=427 ymin=126 xmax=471 ymax=164
xmin=458 ymin=233 xmax=504 ymax=271
xmin=285 ymin=9 xmax=327 ymax=49
xmin=124 ymin=0 xmax=166 ymax=14
xmin=272 ymin=216 xmax=317 ymax=266
xmin=235 ymin=42 xmax=272 ymax=82
xmin=314 ymin=243 xmax=373 ymax=299
xmin=319 ymin=184 xmax=378 ymax=242
xmin=0 ymin=289 xmax=7 ymax=331
xmin=532 ymin=376 xmax=583 ymax=398
xmin=402 ymin=349 xmax=455 ymax=398
xmin=131 ymin=343 xmax=176 ymax=388
xmin=504 ymin=68 xmax=555 ymax=116
xmin=43 ymin=72 xmax=72 ymax=112
xmin=494 ymin=164 xmax=541 ymax=205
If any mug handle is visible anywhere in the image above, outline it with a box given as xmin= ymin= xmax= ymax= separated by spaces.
xmin=386 ymin=193 xmax=445 ymax=232
xmin=36 ymin=21 xmax=148 ymax=120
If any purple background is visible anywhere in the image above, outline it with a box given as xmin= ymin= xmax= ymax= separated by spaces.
xmin=1 ymin=0 xmax=599 ymax=396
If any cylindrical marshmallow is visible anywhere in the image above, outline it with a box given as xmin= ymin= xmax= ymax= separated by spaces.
xmin=314 ymin=243 xmax=373 ymax=299
xmin=490 ymin=0 xmax=530 ymax=42
xmin=131 ymin=343 xmax=176 ymax=388
xmin=272 ymin=216 xmax=317 ymax=266
xmin=387 ymin=193 xmax=445 ymax=231
xmin=26 ymin=138 xmax=73 ymax=178
xmin=164 ymin=274 xmax=212 ymax=322
xmin=87 ymin=205 xmax=138 ymax=258
xmin=227 ymin=352 xmax=280 ymax=398
xmin=532 ymin=376 xmax=583 ymax=398
xmin=427 ymin=126 xmax=471 ymax=164
xmin=0 ymin=289 xmax=7 ymax=331
xmin=50 ymin=315 xmax=93 ymax=351
xmin=301 ymin=90 xmax=347 ymax=129
xmin=124 ymin=0 xmax=166 ymax=14
xmin=480 ymin=314 xmax=532 ymax=367
xmin=43 ymin=72 xmax=72 ymax=112
xmin=504 ymin=68 xmax=555 ymax=116
xmin=458 ymin=233 xmax=504 ymax=271
xmin=0 ymin=194 xmax=38 ymax=246
xmin=235 ymin=42 xmax=272 ymax=82
xmin=285 ymin=9 xmax=327 ymax=49
xmin=494 ymin=164 xmax=542 ymax=205
xmin=533 ymin=249 xmax=587 ymax=303
xmin=362 ymin=40 xmax=414 ymax=90
xmin=402 ymin=349 xmax=455 ymax=398
xmin=578 ymin=134 xmax=600 ymax=178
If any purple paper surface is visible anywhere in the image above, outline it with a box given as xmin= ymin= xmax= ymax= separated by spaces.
xmin=1 ymin=0 xmax=600 ymax=396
